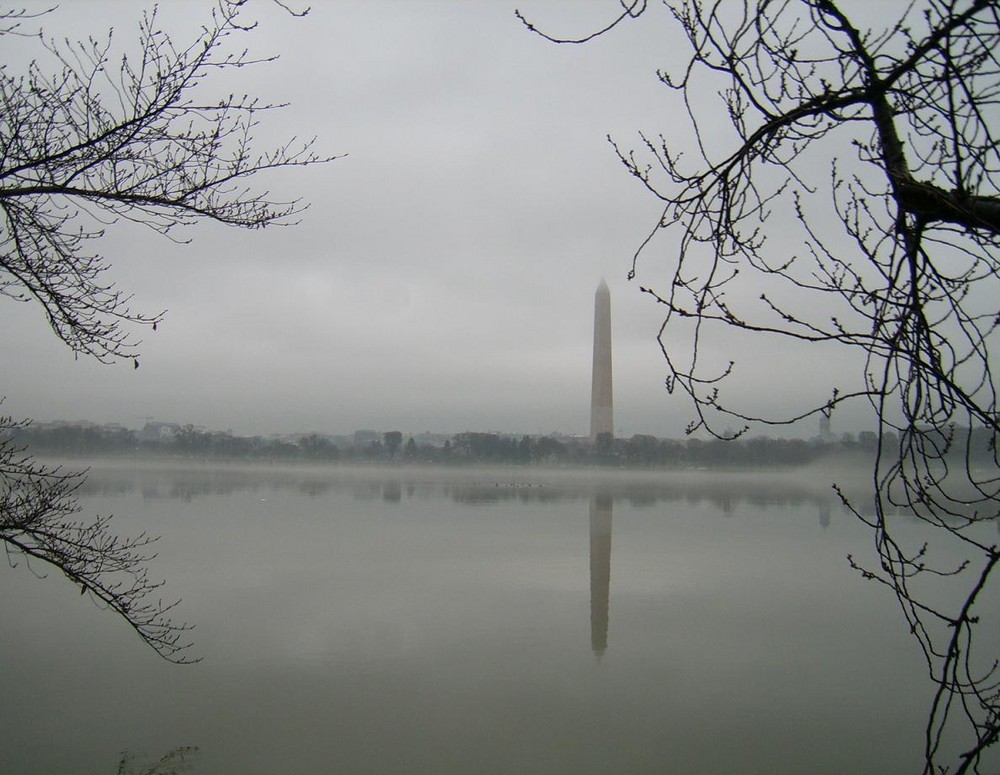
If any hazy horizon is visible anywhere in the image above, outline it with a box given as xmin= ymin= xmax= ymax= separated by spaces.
xmin=22 ymin=412 xmax=862 ymax=443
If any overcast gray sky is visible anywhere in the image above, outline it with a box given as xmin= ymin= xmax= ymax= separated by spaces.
xmin=1 ymin=0 xmax=884 ymax=438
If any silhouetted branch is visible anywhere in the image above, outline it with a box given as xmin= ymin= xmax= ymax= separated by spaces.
xmin=0 ymin=1 xmax=335 ymax=663
xmin=525 ymin=1 xmax=1000 ymax=770
xmin=0 ymin=414 xmax=196 ymax=662
xmin=0 ymin=0 xmax=340 ymax=362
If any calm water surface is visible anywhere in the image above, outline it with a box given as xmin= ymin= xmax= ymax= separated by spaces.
xmin=1 ymin=463 xmax=995 ymax=774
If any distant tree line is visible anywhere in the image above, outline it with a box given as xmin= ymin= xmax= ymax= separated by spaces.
xmin=9 ymin=423 xmax=996 ymax=469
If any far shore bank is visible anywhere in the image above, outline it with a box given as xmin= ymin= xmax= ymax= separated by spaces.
xmin=41 ymin=453 xmax=884 ymax=504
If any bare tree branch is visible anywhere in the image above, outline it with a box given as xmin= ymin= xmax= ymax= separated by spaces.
xmin=0 ymin=1 xmax=336 ymax=663
xmin=0 ymin=0 xmax=340 ymax=362
xmin=521 ymin=0 xmax=1000 ymax=770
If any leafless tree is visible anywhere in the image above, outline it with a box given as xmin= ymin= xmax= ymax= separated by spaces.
xmin=520 ymin=0 xmax=999 ymax=771
xmin=0 ymin=1 xmax=335 ymax=662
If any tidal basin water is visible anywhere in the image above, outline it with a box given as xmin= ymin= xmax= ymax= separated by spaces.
xmin=2 ymin=462 xmax=996 ymax=774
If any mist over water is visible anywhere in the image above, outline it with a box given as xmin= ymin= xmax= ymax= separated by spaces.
xmin=2 ymin=462 xmax=996 ymax=774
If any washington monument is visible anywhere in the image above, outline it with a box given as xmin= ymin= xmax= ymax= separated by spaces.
xmin=591 ymin=279 xmax=613 ymax=440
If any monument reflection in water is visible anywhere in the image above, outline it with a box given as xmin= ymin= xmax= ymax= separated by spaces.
xmin=590 ymin=493 xmax=612 ymax=657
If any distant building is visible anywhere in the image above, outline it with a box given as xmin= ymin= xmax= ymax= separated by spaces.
xmin=412 ymin=432 xmax=450 ymax=448
xmin=353 ymin=429 xmax=379 ymax=448
xmin=139 ymin=421 xmax=181 ymax=442
xmin=590 ymin=279 xmax=614 ymax=440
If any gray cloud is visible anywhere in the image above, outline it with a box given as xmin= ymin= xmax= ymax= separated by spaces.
xmin=1 ymin=1 xmax=870 ymax=439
